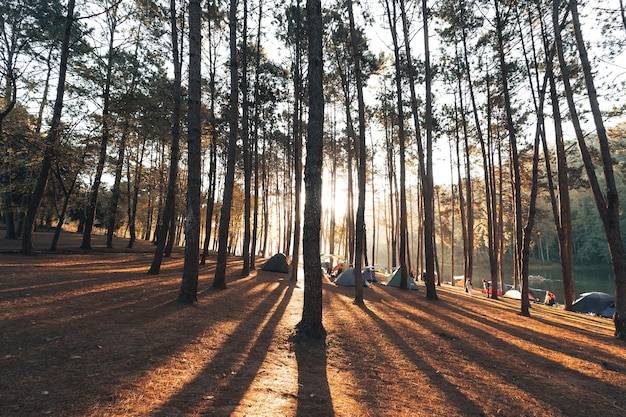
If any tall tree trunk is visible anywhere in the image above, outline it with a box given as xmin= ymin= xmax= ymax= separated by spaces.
xmin=106 ymin=19 xmax=144 ymax=249
xmin=482 ymin=62 xmax=501 ymax=299
xmin=532 ymin=4 xmax=576 ymax=309
xmin=149 ymin=0 xmax=182 ymax=274
xmin=347 ymin=0 xmax=365 ymax=305
xmin=21 ymin=0 xmax=75 ymax=255
xmin=555 ymin=0 xmax=626 ymax=338
xmin=241 ymin=0 xmax=252 ymax=277
xmin=420 ymin=0 xmax=437 ymax=298
xmin=213 ymin=0 xmax=239 ymax=289
xmin=398 ymin=0 xmax=436 ymax=297
xmin=384 ymin=0 xmax=409 ymax=289
xmin=291 ymin=0 xmax=303 ymax=282
xmin=329 ymin=121 xmax=338 ymax=261
xmin=458 ymin=21 xmax=475 ymax=290
xmin=81 ymin=4 xmax=119 ymax=250
xmin=178 ymin=0 xmax=202 ymax=304
xmin=382 ymin=86 xmax=397 ymax=270
xmin=297 ymin=0 xmax=325 ymax=340
xmin=250 ymin=0 xmax=264 ymax=270
xmin=201 ymin=0 xmax=219 ymax=265
xmin=494 ymin=0 xmax=525 ymax=311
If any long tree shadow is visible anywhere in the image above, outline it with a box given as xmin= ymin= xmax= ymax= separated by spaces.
xmin=382 ymin=292 xmax=626 ymax=415
xmin=357 ymin=302 xmax=485 ymax=416
xmin=294 ymin=338 xmax=334 ymax=417
xmin=393 ymin=290 xmax=626 ymax=374
xmin=149 ymin=277 xmax=295 ymax=416
xmin=1 ymin=255 xmax=262 ymax=417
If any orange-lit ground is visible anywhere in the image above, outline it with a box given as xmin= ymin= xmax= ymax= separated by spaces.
xmin=1 ymin=232 xmax=625 ymax=416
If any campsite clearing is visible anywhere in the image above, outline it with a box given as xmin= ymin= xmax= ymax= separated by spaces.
xmin=1 ymin=232 xmax=626 ymax=416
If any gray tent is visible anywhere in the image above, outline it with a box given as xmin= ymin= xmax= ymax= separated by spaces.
xmin=383 ymin=268 xmax=420 ymax=290
xmin=362 ymin=267 xmax=379 ymax=283
xmin=261 ymin=253 xmax=290 ymax=273
xmin=572 ymin=292 xmax=614 ymax=318
xmin=334 ymin=267 xmax=369 ymax=287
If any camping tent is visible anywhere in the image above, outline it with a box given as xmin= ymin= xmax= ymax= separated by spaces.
xmin=383 ymin=268 xmax=420 ymax=290
xmin=361 ymin=267 xmax=379 ymax=283
xmin=572 ymin=292 xmax=615 ymax=318
xmin=503 ymin=289 xmax=522 ymax=300
xmin=261 ymin=253 xmax=290 ymax=273
xmin=503 ymin=289 xmax=537 ymax=302
xmin=334 ymin=267 xmax=369 ymax=287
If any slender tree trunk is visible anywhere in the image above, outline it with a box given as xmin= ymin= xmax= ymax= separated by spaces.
xmin=459 ymin=26 xmax=475 ymax=290
xmin=296 ymin=0 xmax=325 ymax=340
xmin=21 ymin=0 xmax=75 ymax=255
xmin=241 ymin=0 xmax=252 ymax=277
xmin=494 ymin=0 xmax=524 ymax=310
xmin=347 ymin=0 xmax=365 ymax=305
xmin=201 ymin=0 xmax=219 ymax=266
xmin=483 ymin=63 xmax=502 ymax=299
xmin=556 ymin=0 xmax=626 ymax=337
xmin=81 ymin=5 xmax=119 ymax=250
xmin=250 ymin=0 xmax=264 ymax=270
xmin=213 ymin=0 xmax=239 ymax=289
xmin=419 ymin=0 xmax=437 ymax=298
xmin=531 ymin=4 xmax=577 ymax=309
xmin=384 ymin=0 xmax=409 ymax=289
xmin=106 ymin=121 xmax=129 ymax=248
xmin=178 ymin=0 xmax=202 ymax=304
xmin=291 ymin=0 xmax=303 ymax=282
xmin=149 ymin=0 xmax=182 ymax=273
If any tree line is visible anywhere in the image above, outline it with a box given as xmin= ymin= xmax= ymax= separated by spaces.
xmin=1 ymin=0 xmax=625 ymax=338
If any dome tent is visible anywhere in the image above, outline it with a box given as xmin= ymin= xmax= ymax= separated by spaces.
xmin=334 ymin=267 xmax=369 ymax=287
xmin=572 ymin=292 xmax=615 ymax=318
xmin=261 ymin=253 xmax=290 ymax=274
xmin=383 ymin=268 xmax=420 ymax=290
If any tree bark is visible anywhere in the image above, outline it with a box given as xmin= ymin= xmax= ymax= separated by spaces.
xmin=290 ymin=0 xmax=303 ymax=283
xmin=81 ymin=3 xmax=119 ymax=250
xmin=106 ymin=121 xmax=129 ymax=248
xmin=296 ymin=0 xmax=325 ymax=340
xmin=241 ymin=0 xmax=252 ymax=277
xmin=149 ymin=0 xmax=182 ymax=274
xmin=177 ymin=0 xmax=202 ymax=304
xmin=347 ymin=0 xmax=365 ymax=305
xmin=557 ymin=0 xmax=626 ymax=338
xmin=383 ymin=0 xmax=409 ymax=289
xmin=494 ymin=0 xmax=524 ymax=310
xmin=21 ymin=0 xmax=75 ymax=255
xmin=213 ymin=0 xmax=239 ymax=289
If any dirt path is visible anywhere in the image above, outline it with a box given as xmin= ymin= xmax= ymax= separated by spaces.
xmin=1 ymin=231 xmax=625 ymax=416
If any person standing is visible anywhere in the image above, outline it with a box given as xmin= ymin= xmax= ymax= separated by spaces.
xmin=482 ymin=279 xmax=490 ymax=297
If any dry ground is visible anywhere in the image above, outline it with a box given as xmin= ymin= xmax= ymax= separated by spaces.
xmin=1 ymin=231 xmax=626 ymax=417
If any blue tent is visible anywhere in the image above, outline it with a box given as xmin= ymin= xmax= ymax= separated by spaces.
xmin=572 ymin=292 xmax=614 ymax=318
xmin=334 ymin=267 xmax=369 ymax=287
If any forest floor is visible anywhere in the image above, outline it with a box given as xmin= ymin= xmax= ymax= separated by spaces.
xmin=1 ymin=231 xmax=626 ymax=417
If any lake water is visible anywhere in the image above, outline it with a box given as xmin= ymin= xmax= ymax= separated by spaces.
xmin=526 ymin=263 xmax=615 ymax=303
xmin=444 ymin=262 xmax=615 ymax=304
